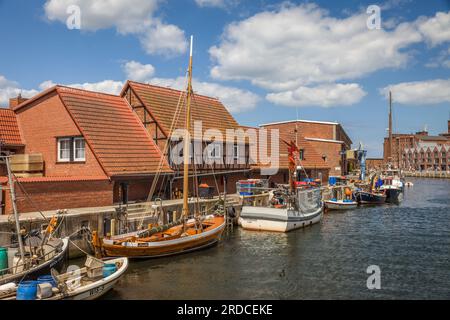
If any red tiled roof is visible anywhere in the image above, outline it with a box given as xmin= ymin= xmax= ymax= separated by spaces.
xmin=125 ymin=81 xmax=241 ymax=139
xmin=0 ymin=108 xmax=23 ymax=146
xmin=55 ymin=86 xmax=172 ymax=176
xmin=253 ymin=129 xmax=330 ymax=170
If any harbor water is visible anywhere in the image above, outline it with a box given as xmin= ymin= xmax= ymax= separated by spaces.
xmin=101 ymin=178 xmax=450 ymax=300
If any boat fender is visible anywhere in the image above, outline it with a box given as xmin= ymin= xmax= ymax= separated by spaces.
xmin=37 ymin=283 xmax=53 ymax=299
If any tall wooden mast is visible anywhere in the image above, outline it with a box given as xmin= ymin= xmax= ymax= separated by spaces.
xmin=182 ymin=36 xmax=194 ymax=218
xmin=5 ymin=156 xmax=25 ymax=262
xmin=388 ymin=91 xmax=393 ymax=165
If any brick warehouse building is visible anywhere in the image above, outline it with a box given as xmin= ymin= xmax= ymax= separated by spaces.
xmin=249 ymin=126 xmax=331 ymax=185
xmin=259 ymin=120 xmax=353 ymax=176
xmin=1 ymin=82 xmax=354 ymax=214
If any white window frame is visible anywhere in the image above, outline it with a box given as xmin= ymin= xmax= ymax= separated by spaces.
xmin=233 ymin=144 xmax=239 ymax=161
xmin=73 ymin=137 xmax=86 ymax=162
xmin=210 ymin=143 xmax=222 ymax=160
xmin=57 ymin=138 xmax=71 ymax=162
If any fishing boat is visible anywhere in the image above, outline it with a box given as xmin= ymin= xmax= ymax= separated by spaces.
xmin=324 ymin=199 xmax=358 ymax=210
xmin=239 ymin=141 xmax=323 ymax=232
xmin=0 ymin=156 xmax=69 ymax=285
xmin=379 ymin=177 xmax=404 ymax=204
xmin=92 ymin=36 xmax=225 ymax=259
xmin=1 ymin=256 xmax=128 ymax=300
xmin=354 ymin=190 xmax=387 ymax=205
xmin=0 ymin=238 xmax=69 ymax=286
xmin=324 ymin=185 xmax=357 ymax=211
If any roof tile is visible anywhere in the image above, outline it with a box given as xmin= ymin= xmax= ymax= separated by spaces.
xmin=127 ymin=81 xmax=241 ymax=139
xmin=0 ymin=108 xmax=23 ymax=146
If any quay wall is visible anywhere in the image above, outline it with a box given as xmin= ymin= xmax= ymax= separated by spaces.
xmin=403 ymin=171 xmax=450 ymax=179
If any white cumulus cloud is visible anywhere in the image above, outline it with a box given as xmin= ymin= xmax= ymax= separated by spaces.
xmin=417 ymin=11 xmax=450 ymax=46
xmin=208 ymin=4 xmax=450 ymax=108
xmin=209 ymin=3 xmax=424 ymax=91
xmin=139 ymin=20 xmax=188 ymax=56
xmin=380 ymin=79 xmax=450 ymax=105
xmin=123 ymin=61 xmax=155 ymax=82
xmin=0 ymin=75 xmax=38 ymax=106
xmin=266 ymin=83 xmax=367 ymax=108
xmin=44 ymin=0 xmax=187 ymax=56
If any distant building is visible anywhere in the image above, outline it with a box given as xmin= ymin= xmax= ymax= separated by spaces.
xmin=366 ymin=158 xmax=384 ymax=171
xmin=383 ymin=120 xmax=450 ymax=170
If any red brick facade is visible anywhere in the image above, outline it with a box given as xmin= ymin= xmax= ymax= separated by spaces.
xmin=15 ymin=91 xmax=106 ymax=177
xmin=1 ymin=179 xmax=112 ymax=215
xmin=260 ymin=120 xmax=352 ymax=176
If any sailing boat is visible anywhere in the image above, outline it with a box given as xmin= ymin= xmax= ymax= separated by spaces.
xmin=92 ymin=36 xmax=226 ymax=258
xmin=0 ymin=156 xmax=69 ymax=286
xmin=239 ymin=141 xmax=323 ymax=232
xmin=380 ymin=91 xmax=404 ymax=204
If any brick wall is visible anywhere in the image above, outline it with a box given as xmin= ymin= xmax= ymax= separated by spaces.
xmin=262 ymin=122 xmax=335 ymax=141
xmin=2 ymin=180 xmax=113 ymax=214
xmin=366 ymin=158 xmax=384 ymax=171
xmin=15 ymin=92 xmax=106 ymax=177
xmin=307 ymin=140 xmax=343 ymax=176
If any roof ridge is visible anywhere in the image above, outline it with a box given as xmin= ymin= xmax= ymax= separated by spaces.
xmin=56 ymin=85 xmax=122 ymax=99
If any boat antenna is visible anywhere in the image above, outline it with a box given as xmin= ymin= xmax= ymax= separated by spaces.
xmin=388 ymin=91 xmax=393 ymax=167
xmin=182 ymin=35 xmax=194 ymax=219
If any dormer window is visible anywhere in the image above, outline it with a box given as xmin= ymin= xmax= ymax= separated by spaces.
xmin=57 ymin=136 xmax=85 ymax=162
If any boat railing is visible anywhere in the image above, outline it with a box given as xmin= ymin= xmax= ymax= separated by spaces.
xmin=296 ymin=188 xmax=322 ymax=214
xmin=0 ymin=242 xmax=60 ymax=280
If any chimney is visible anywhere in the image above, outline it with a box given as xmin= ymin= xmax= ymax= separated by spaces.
xmin=9 ymin=94 xmax=28 ymax=109
xmin=448 ymin=120 xmax=450 ymax=134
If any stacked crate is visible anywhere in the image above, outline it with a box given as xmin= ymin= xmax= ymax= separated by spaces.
xmin=9 ymin=154 xmax=44 ymax=178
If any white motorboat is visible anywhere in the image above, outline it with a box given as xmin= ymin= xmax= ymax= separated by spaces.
xmin=324 ymin=199 xmax=358 ymax=210
xmin=239 ymin=188 xmax=323 ymax=232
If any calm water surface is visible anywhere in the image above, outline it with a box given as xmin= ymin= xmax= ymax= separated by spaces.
xmin=102 ymin=178 xmax=450 ymax=300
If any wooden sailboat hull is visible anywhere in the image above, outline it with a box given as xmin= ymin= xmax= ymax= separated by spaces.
xmin=98 ymin=216 xmax=225 ymax=259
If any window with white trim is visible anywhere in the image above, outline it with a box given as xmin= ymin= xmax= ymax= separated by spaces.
xmin=233 ymin=144 xmax=239 ymax=161
xmin=74 ymin=137 xmax=86 ymax=161
xmin=57 ymin=138 xmax=71 ymax=162
xmin=210 ymin=143 xmax=222 ymax=160
xmin=57 ymin=136 xmax=85 ymax=162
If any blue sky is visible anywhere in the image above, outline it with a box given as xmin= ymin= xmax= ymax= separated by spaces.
xmin=0 ymin=0 xmax=449 ymax=157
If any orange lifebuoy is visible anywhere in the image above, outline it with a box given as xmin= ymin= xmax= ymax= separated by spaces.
xmin=344 ymin=187 xmax=352 ymax=196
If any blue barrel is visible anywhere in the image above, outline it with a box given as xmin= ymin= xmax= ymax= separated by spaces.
xmin=0 ymin=247 xmax=7 ymax=275
xmin=37 ymin=275 xmax=57 ymax=287
xmin=103 ymin=263 xmax=117 ymax=278
xmin=328 ymin=177 xmax=337 ymax=186
xmin=17 ymin=281 xmax=38 ymax=300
